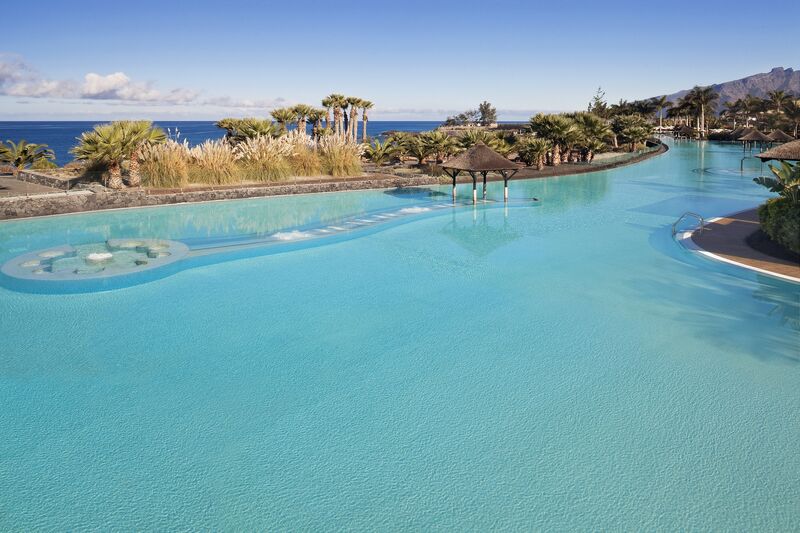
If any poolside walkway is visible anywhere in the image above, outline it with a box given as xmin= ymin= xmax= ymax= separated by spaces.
xmin=0 ymin=176 xmax=61 ymax=197
xmin=691 ymin=208 xmax=800 ymax=282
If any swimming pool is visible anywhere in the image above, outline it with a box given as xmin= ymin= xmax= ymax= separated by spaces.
xmin=0 ymin=140 xmax=797 ymax=530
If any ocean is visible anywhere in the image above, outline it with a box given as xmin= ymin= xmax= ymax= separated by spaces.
xmin=0 ymin=121 xmax=443 ymax=165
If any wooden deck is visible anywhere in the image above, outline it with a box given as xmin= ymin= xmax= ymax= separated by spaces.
xmin=691 ymin=208 xmax=800 ymax=282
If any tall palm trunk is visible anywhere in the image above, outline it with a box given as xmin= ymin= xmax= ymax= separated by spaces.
xmin=106 ymin=161 xmax=124 ymax=189
xmin=325 ymin=110 xmax=331 ymax=131
xmin=551 ymin=144 xmax=561 ymax=166
xmin=127 ymin=148 xmax=142 ymax=187
xmin=362 ymin=110 xmax=369 ymax=143
xmin=700 ymin=103 xmax=705 ymax=137
xmin=349 ymin=107 xmax=358 ymax=141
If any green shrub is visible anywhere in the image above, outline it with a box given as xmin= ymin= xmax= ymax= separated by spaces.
xmin=31 ymin=158 xmax=58 ymax=170
xmin=758 ymin=197 xmax=800 ymax=254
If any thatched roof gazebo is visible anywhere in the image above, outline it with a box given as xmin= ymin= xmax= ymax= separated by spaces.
xmin=676 ymin=125 xmax=695 ymax=138
xmin=738 ymin=129 xmax=771 ymax=142
xmin=766 ymin=130 xmax=795 ymax=143
xmin=730 ymin=127 xmax=751 ymax=140
xmin=442 ymin=142 xmax=521 ymax=203
xmin=756 ymin=140 xmax=800 ymax=162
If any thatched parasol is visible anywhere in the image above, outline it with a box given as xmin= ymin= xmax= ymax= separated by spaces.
xmin=442 ymin=142 xmax=521 ymax=203
xmin=738 ymin=129 xmax=771 ymax=142
xmin=766 ymin=130 xmax=794 ymax=143
xmin=756 ymin=140 xmax=800 ymax=161
xmin=676 ymin=125 xmax=695 ymax=137
xmin=730 ymin=127 xmax=751 ymax=139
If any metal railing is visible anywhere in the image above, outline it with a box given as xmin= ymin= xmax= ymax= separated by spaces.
xmin=672 ymin=212 xmax=705 ymax=236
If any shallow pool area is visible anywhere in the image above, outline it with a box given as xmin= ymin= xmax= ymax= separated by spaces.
xmin=0 ymin=140 xmax=798 ymax=530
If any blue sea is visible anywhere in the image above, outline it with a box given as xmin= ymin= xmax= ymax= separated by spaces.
xmin=0 ymin=121 xmax=442 ymax=165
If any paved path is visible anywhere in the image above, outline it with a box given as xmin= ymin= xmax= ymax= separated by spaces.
xmin=692 ymin=208 xmax=800 ymax=281
xmin=0 ymin=176 xmax=62 ymax=197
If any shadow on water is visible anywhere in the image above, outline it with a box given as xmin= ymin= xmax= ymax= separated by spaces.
xmin=629 ymin=195 xmax=756 ymax=217
xmin=383 ymin=187 xmax=449 ymax=200
xmin=624 ymin=222 xmax=799 ymax=364
xmin=439 ymin=207 xmax=522 ymax=258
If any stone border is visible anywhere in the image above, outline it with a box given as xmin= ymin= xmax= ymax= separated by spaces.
xmin=676 ymin=215 xmax=800 ymax=284
xmin=0 ymin=141 xmax=666 ymax=221
xmin=0 ymin=175 xmax=442 ymax=220
xmin=15 ymin=170 xmax=91 ymax=190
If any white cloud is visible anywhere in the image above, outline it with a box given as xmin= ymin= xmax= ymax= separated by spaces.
xmin=0 ymin=54 xmax=277 ymax=109
xmin=202 ymin=95 xmax=287 ymax=109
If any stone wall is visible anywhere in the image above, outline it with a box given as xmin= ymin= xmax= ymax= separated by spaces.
xmin=0 ymin=175 xmax=442 ymax=220
xmin=15 ymin=170 xmax=82 ymax=190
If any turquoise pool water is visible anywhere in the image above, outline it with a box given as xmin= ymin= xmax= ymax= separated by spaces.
xmin=0 ymin=140 xmax=798 ymax=530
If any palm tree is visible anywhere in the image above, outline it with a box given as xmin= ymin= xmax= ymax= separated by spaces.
xmin=271 ymin=107 xmax=296 ymax=134
xmin=307 ymin=108 xmax=327 ymax=139
xmin=325 ymin=94 xmax=347 ymax=136
xmin=529 ymin=114 xmax=579 ymax=165
xmin=652 ymin=95 xmax=672 ymax=129
xmin=686 ymin=86 xmax=718 ymax=136
xmin=459 ymin=128 xmax=496 ymax=150
xmin=292 ymin=104 xmax=314 ymax=136
xmin=753 ymin=161 xmax=800 ymax=204
xmin=721 ymin=100 xmax=742 ymax=129
xmin=405 ymin=136 xmax=432 ymax=165
xmin=420 ymin=131 xmax=459 ymax=163
xmin=71 ymin=123 xmax=129 ymax=189
xmin=582 ymin=138 xmax=606 ymax=163
xmin=517 ymin=137 xmax=550 ymax=169
xmin=215 ymin=118 xmax=277 ymax=143
xmin=321 ymin=96 xmax=334 ymax=131
xmin=783 ymin=99 xmax=800 ymax=138
xmin=768 ymin=90 xmax=790 ymax=113
xmin=122 ymin=121 xmax=166 ymax=186
xmin=0 ymin=140 xmax=55 ymax=175
xmin=364 ymin=139 xmax=396 ymax=165
xmin=346 ymin=96 xmax=362 ymax=142
xmin=360 ymin=100 xmax=374 ymax=143
xmin=572 ymin=112 xmax=612 ymax=145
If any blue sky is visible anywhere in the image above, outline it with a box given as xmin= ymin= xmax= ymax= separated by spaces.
xmin=1 ymin=0 xmax=798 ymax=120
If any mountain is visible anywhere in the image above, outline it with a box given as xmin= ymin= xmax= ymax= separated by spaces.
xmin=662 ymin=67 xmax=800 ymax=109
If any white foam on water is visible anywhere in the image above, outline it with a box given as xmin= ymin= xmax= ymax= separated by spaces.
xmin=38 ymin=250 xmax=65 ymax=259
xmin=399 ymin=207 xmax=431 ymax=214
xmin=272 ymin=230 xmax=314 ymax=241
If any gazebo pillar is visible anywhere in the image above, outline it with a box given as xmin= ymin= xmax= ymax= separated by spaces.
xmin=469 ymin=171 xmax=477 ymax=204
xmin=481 ymin=171 xmax=488 ymax=200
xmin=447 ymin=169 xmax=460 ymax=202
xmin=500 ymin=169 xmax=517 ymax=202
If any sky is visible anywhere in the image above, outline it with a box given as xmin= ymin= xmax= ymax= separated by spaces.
xmin=1 ymin=0 xmax=799 ymax=121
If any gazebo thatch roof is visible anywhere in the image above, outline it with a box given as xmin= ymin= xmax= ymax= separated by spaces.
xmin=442 ymin=142 xmax=520 ymax=172
xmin=756 ymin=140 xmax=800 ymax=161
xmin=766 ymin=130 xmax=794 ymax=142
xmin=730 ymin=127 xmax=752 ymax=139
xmin=738 ymin=129 xmax=771 ymax=142
xmin=676 ymin=125 xmax=695 ymax=136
